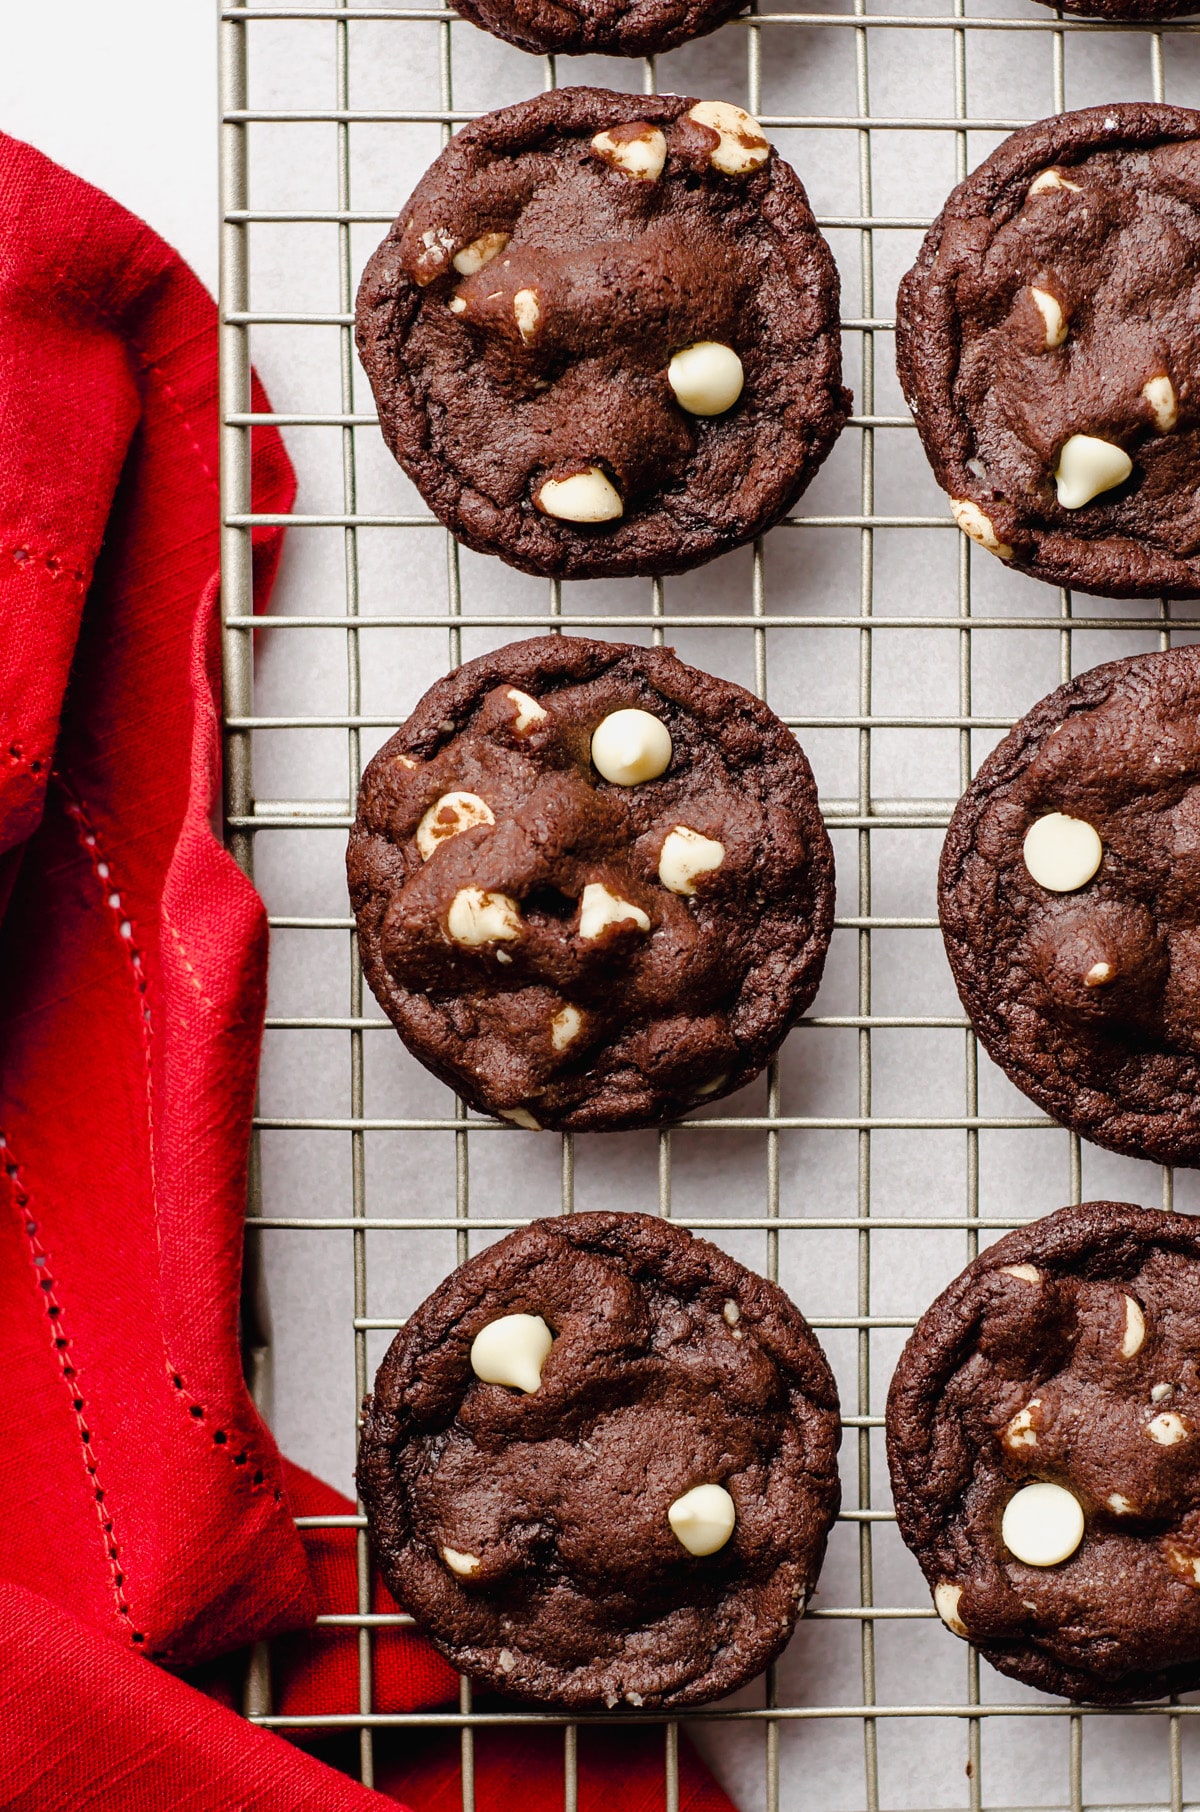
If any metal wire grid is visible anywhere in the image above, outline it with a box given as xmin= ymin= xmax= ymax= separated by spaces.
xmin=218 ymin=1 xmax=1200 ymax=1807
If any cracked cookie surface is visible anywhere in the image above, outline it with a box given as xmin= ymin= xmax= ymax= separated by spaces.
xmin=888 ymin=1202 xmax=1200 ymax=1703
xmin=359 ymin=1211 xmax=841 ymax=1708
xmin=347 ymin=635 xmax=835 ymax=1132
xmin=940 ymin=645 xmax=1200 ymax=1166
xmin=355 ymin=86 xmax=848 ymax=579
xmin=897 ymin=104 xmax=1200 ymax=598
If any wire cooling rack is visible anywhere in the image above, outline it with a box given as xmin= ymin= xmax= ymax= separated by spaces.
xmin=219 ymin=1 xmax=1200 ymax=1806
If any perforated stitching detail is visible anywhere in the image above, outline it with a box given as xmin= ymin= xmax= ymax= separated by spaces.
xmin=2 ymin=1133 xmax=144 ymax=1644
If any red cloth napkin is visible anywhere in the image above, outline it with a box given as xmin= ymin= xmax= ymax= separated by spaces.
xmin=0 ymin=128 xmax=744 ymax=1812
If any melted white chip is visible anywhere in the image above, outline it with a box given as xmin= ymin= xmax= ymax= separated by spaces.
xmin=447 ymin=888 xmax=522 ymax=946
xmin=417 ymin=791 xmax=495 ymax=861
xmin=1023 ymin=813 xmax=1103 ymax=894
xmin=452 ymin=230 xmax=509 ymax=276
xmin=507 ymin=688 xmax=547 ymax=732
xmin=1085 ymin=961 xmax=1114 ymax=987
xmin=668 ymin=342 xmax=745 ymax=417
xmin=1054 ymin=434 xmax=1133 ymax=509
xmin=1000 ymin=1263 xmax=1042 ymax=1284
xmin=442 ymin=1547 xmax=481 ymax=1576
xmin=934 ymin=1582 xmax=969 ymax=1637
xmin=1121 ymin=1295 xmax=1145 ymax=1359
xmin=1001 ymin=1482 xmax=1085 ymax=1567
xmin=1004 ymin=1402 xmax=1041 ymax=1450
xmin=448 ymin=296 xmax=467 ymax=315
xmin=950 ymin=497 xmax=1013 ymax=560
xmin=499 ymin=1106 xmax=541 ymax=1131
xmin=550 ymin=1004 xmax=583 ymax=1051
xmin=1151 ymin=1382 xmax=1174 ymax=1403
xmin=1147 ymin=1411 xmax=1189 ymax=1445
xmin=686 ymin=101 xmax=770 ymax=175
xmin=659 ymin=825 xmax=726 ymax=895
xmin=694 ymin=1072 xmax=729 ymax=1097
xmin=1030 ymin=286 xmax=1068 ymax=349
xmin=579 ymin=882 xmax=651 ymax=940
xmin=723 ymin=1299 xmax=741 ymax=1326
xmin=536 ymin=468 xmax=623 ymax=523
xmin=668 ymin=1483 xmax=737 ymax=1556
xmin=1107 ymin=1493 xmax=1136 ymax=1516
xmin=1143 ymin=374 xmax=1178 ymax=433
xmin=590 ymin=124 xmax=667 ymax=182
xmin=513 ymin=287 xmax=541 ymax=344
xmin=1028 ymin=167 xmax=1082 ymax=195
xmin=470 ymin=1312 xmax=553 ymax=1393
xmin=591 ymin=708 xmax=673 ymax=785
xmin=498 ymin=1648 xmax=517 ymax=1672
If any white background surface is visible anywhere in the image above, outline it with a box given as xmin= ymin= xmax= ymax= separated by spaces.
xmin=12 ymin=5 xmax=1200 ymax=1809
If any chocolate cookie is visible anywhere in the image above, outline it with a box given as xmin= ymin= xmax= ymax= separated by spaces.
xmin=888 ymin=1201 xmax=1200 ymax=1703
xmin=1031 ymin=0 xmax=1193 ymax=17
xmin=347 ymin=635 xmax=835 ymax=1132
xmin=940 ymin=645 xmax=1200 ymax=1167
xmin=355 ymin=87 xmax=849 ymax=580
xmin=359 ymin=1211 xmax=842 ymax=1708
xmin=449 ymin=0 xmax=742 ymax=60
xmin=896 ymin=104 xmax=1200 ymax=599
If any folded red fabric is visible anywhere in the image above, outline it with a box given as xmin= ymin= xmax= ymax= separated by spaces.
xmin=0 ymin=128 xmax=743 ymax=1812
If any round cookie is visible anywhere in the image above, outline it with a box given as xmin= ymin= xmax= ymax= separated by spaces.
xmin=940 ymin=645 xmax=1200 ymax=1167
xmin=347 ymin=635 xmax=835 ymax=1132
xmin=449 ymin=0 xmax=743 ymax=60
xmin=355 ymin=87 xmax=849 ymax=580
xmin=887 ymin=1201 xmax=1200 ymax=1703
xmin=896 ymin=103 xmax=1200 ymax=599
xmin=359 ymin=1211 xmax=842 ymax=1708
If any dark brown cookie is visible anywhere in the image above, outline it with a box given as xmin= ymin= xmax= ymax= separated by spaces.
xmin=888 ymin=1201 xmax=1200 ymax=1703
xmin=347 ymin=636 xmax=835 ymax=1133
xmin=1031 ymin=0 xmax=1194 ymax=17
xmin=449 ymin=0 xmax=742 ymax=60
xmin=896 ymin=104 xmax=1200 ymax=599
xmin=940 ymin=645 xmax=1200 ymax=1167
xmin=359 ymin=1211 xmax=842 ymax=1709
xmin=355 ymin=87 xmax=849 ymax=580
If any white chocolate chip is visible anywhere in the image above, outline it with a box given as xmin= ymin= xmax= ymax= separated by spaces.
xmin=550 ymin=1004 xmax=583 ymax=1051
xmin=1023 ymin=813 xmax=1103 ymax=894
xmin=394 ymin=754 xmax=418 ymax=770
xmin=447 ymin=887 xmax=522 ymax=946
xmin=591 ymin=708 xmax=672 ymax=785
xmin=507 ymin=688 xmax=548 ymax=732
xmin=950 ymin=497 xmax=1013 ymax=560
xmin=1003 ymin=1401 xmax=1041 ymax=1450
xmin=452 ymin=230 xmax=509 ymax=276
xmin=1001 ymin=1481 xmax=1085 ymax=1567
xmin=1147 ymin=1410 xmax=1188 ymax=1445
xmin=1054 ymin=433 xmax=1133 ymax=509
xmin=442 ymin=1547 xmax=481 ymax=1576
xmin=417 ymin=791 xmax=495 ymax=861
xmin=590 ymin=124 xmax=667 ymax=182
xmin=470 ymin=1312 xmax=553 ymax=1393
xmin=667 ymin=342 xmax=744 ymax=417
xmin=1107 ymin=1493 xmax=1136 ymax=1515
xmin=499 ymin=1106 xmax=541 ymax=1131
xmin=1166 ymin=1542 xmax=1200 ymax=1587
xmin=536 ymin=467 xmax=623 ymax=523
xmin=667 ymin=1482 xmax=736 ymax=1556
xmin=626 ymin=1692 xmax=644 ymax=1706
xmin=1000 ymin=1263 xmax=1042 ymax=1284
xmin=579 ymin=882 xmax=650 ymax=940
xmin=1085 ymin=961 xmax=1114 ymax=987
xmin=1121 ymin=1295 xmax=1145 ymax=1359
xmin=694 ymin=1072 xmax=729 ymax=1096
xmin=1028 ymin=168 xmax=1082 ymax=196
xmin=1143 ymin=374 xmax=1178 ymax=433
xmin=686 ymin=101 xmax=770 ymax=176
xmin=498 ymin=1648 xmax=517 ymax=1672
xmin=723 ymin=1299 xmax=741 ymax=1326
xmin=513 ymin=287 xmax=541 ymax=345
xmin=416 ymin=225 xmax=455 ymax=282
xmin=1030 ymin=286 xmax=1068 ymax=349
xmin=1151 ymin=1382 xmax=1174 ymax=1404
xmin=448 ymin=296 xmax=468 ymax=315
xmin=934 ymin=1582 xmax=969 ymax=1637
xmin=658 ymin=825 xmax=725 ymax=896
